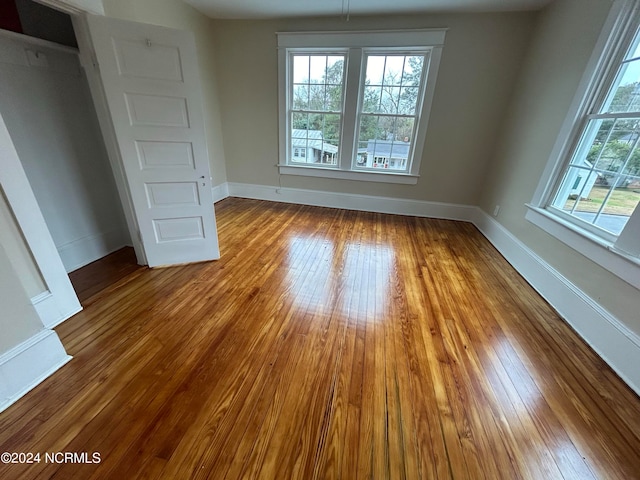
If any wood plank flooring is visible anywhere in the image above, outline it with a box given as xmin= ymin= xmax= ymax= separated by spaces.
xmin=1 ymin=197 xmax=639 ymax=479
xmin=68 ymin=246 xmax=142 ymax=305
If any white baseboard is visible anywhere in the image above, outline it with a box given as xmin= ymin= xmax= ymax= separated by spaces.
xmin=473 ymin=208 xmax=640 ymax=395
xmin=212 ymin=183 xmax=230 ymax=203
xmin=227 ymin=182 xmax=476 ymax=221
xmin=58 ymin=226 xmax=129 ymax=273
xmin=0 ymin=329 xmax=72 ymax=413
xmin=31 ymin=291 xmax=82 ymax=329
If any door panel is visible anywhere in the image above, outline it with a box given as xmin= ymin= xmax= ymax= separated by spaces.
xmin=86 ymin=14 xmax=219 ymax=267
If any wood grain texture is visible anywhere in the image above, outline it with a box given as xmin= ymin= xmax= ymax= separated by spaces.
xmin=1 ymin=197 xmax=639 ymax=479
xmin=68 ymin=246 xmax=142 ymax=305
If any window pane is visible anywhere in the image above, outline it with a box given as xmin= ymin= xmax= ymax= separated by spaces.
xmin=326 ymin=56 xmax=344 ymax=85
xmin=291 ymin=53 xmax=345 ymax=110
xmin=308 ymin=84 xmax=325 ymax=110
xmin=592 ymin=119 xmax=640 ymax=173
xmin=309 ymin=56 xmax=327 ymax=84
xmin=363 ymin=86 xmax=382 ymax=113
xmin=291 ymin=115 xmax=340 ymax=166
xmin=326 ymin=85 xmax=343 ymax=111
xmin=293 ymin=56 xmax=309 ymax=83
xmin=366 ymin=56 xmax=386 ymax=85
xmin=573 ymin=182 xmax=640 ymax=234
xmin=399 ymin=87 xmax=419 ymax=115
xmin=384 ymin=56 xmax=405 ymax=85
xmin=603 ymin=59 xmax=640 ymax=113
xmin=380 ymin=87 xmax=401 ymax=114
xmin=293 ymin=84 xmax=309 ymax=110
xmin=355 ymin=115 xmax=414 ymax=171
xmin=364 ymin=54 xmax=425 ymax=88
xmin=553 ymin=167 xmax=640 ymax=235
xmin=292 ymin=112 xmax=310 ymax=131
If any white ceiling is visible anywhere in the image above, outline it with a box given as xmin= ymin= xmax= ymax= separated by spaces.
xmin=183 ymin=0 xmax=554 ymax=19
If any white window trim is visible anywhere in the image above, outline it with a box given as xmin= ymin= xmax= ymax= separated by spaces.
xmin=527 ymin=0 xmax=640 ymax=289
xmin=277 ymin=29 xmax=446 ymax=184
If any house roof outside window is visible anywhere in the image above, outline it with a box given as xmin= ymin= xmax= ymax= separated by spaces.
xmin=292 ymin=129 xmax=338 ymax=154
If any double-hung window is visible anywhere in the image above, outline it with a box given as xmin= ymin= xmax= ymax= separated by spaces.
xmin=277 ymin=30 xmax=446 ymax=184
xmin=527 ymin=0 xmax=640 ymax=288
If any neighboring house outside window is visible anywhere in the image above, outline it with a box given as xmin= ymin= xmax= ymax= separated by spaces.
xmin=277 ymin=29 xmax=446 ymax=185
xmin=527 ymin=0 xmax=640 ymax=289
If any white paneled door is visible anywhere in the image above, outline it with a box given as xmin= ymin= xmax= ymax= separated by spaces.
xmin=86 ymin=15 xmax=219 ymax=267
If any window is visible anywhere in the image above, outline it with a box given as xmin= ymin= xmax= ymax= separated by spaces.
xmin=527 ymin=0 xmax=640 ymax=288
xmin=277 ymin=30 xmax=446 ymax=184
xmin=356 ymin=53 xmax=424 ymax=172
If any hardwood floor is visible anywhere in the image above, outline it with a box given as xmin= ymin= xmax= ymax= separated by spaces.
xmin=68 ymin=246 xmax=143 ymax=305
xmin=1 ymin=197 xmax=639 ymax=479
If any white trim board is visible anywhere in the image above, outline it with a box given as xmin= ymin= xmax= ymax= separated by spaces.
xmin=226 ymin=182 xmax=475 ymax=221
xmin=215 ymin=182 xmax=640 ymax=395
xmin=0 ymin=329 xmax=72 ymax=414
xmin=212 ymin=183 xmax=230 ymax=203
xmin=31 ymin=292 xmax=82 ymax=329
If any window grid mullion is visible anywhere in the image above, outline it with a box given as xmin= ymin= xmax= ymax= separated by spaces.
xmin=340 ymin=48 xmax=362 ymax=171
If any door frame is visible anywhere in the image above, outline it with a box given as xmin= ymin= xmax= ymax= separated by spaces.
xmin=0 ymin=113 xmax=82 ymax=327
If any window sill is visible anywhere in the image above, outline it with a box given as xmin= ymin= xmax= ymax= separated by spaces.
xmin=278 ymin=164 xmax=419 ymax=184
xmin=525 ymin=205 xmax=640 ymax=290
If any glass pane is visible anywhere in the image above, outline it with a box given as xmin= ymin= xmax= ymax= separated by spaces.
xmin=325 ymin=85 xmax=343 ymax=111
xmin=308 ymin=56 xmax=326 ymax=84
xmin=366 ymin=56 xmax=386 ymax=85
xmin=355 ymin=115 xmax=414 ymax=171
xmin=326 ymin=56 xmax=344 ymax=85
xmin=571 ymin=119 xmax=613 ymax=167
xmin=622 ymin=146 xmax=640 ymax=176
xmin=553 ymin=166 xmax=640 ymax=234
xmin=604 ymin=58 xmax=640 ymax=113
xmin=574 ymin=182 xmax=640 ymax=234
xmin=380 ymin=87 xmax=401 ymax=114
xmin=399 ymin=87 xmax=419 ymax=114
xmin=601 ymin=178 xmax=640 ymax=216
xmin=628 ymin=30 xmax=640 ymax=60
xmin=291 ymin=114 xmax=341 ymax=166
xmin=404 ymin=56 xmax=424 ymax=86
xmin=293 ymin=55 xmax=309 ymax=83
xmin=363 ymin=86 xmax=382 ymax=113
xmin=592 ymin=119 xmax=640 ymax=173
xmin=293 ymin=84 xmax=309 ymax=110
xmin=291 ymin=54 xmax=345 ymax=113
xmin=384 ymin=56 xmax=405 ymax=85
xmin=308 ymin=84 xmax=325 ymax=110
xmin=292 ymin=112 xmax=310 ymax=131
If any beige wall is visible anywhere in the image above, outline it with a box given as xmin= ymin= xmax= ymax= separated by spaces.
xmin=0 ymin=232 xmax=43 ymax=355
xmin=479 ymin=0 xmax=640 ymax=335
xmin=102 ymin=0 xmax=228 ymax=187
xmin=212 ymin=12 xmax=536 ymax=205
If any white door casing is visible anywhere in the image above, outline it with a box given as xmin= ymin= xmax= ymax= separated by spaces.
xmin=86 ymin=15 xmax=220 ymax=267
xmin=0 ymin=112 xmax=82 ymax=327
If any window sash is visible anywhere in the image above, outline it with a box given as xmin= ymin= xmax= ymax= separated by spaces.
xmin=546 ymin=15 xmax=640 ymax=243
xmin=351 ymin=50 xmax=429 ymax=174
